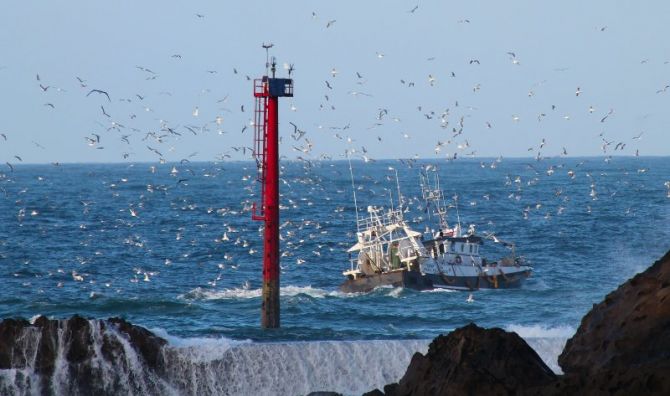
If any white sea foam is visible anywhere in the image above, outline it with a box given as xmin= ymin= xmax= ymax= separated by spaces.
xmin=154 ymin=326 xmax=570 ymax=395
xmin=504 ymin=324 xmax=575 ymax=374
xmin=178 ymin=285 xmax=347 ymax=300
xmin=160 ymin=337 xmax=429 ymax=396
xmin=421 ymin=287 xmax=457 ymax=293
xmin=505 ymin=323 xmax=576 ymax=339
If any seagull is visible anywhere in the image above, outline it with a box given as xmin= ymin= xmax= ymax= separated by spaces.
xmin=466 ymin=293 xmax=474 ymax=303
xmin=600 ymin=109 xmax=614 ymax=123
xmin=408 ymin=5 xmax=418 ymax=13
xmin=326 ymin=19 xmax=336 ymax=28
xmin=86 ymin=89 xmax=111 ymax=102
xmin=575 ymin=87 xmax=582 ymax=96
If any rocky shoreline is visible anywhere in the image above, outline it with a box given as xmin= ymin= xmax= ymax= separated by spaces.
xmin=364 ymin=248 xmax=670 ymax=396
xmin=1 ymin=249 xmax=668 ymax=395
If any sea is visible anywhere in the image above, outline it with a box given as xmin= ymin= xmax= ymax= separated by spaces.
xmin=0 ymin=157 xmax=668 ymax=395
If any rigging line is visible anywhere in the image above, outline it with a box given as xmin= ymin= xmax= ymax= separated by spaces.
xmin=395 ymin=168 xmax=402 ymax=219
xmin=347 ymin=150 xmax=360 ymax=233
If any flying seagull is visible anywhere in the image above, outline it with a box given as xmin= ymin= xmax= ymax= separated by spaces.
xmin=87 ymin=89 xmax=111 ymax=102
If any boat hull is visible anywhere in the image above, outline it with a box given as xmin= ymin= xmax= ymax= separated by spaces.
xmin=340 ymin=270 xmax=433 ymax=293
xmin=340 ymin=267 xmax=531 ymax=293
xmin=426 ymin=268 xmax=531 ymax=291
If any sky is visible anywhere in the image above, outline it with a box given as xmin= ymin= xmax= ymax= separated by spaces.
xmin=0 ymin=1 xmax=669 ymax=164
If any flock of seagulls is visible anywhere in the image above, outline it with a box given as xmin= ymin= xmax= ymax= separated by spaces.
xmin=0 ymin=6 xmax=667 ymax=301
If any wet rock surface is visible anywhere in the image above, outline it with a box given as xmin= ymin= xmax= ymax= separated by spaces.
xmin=0 ymin=315 xmax=167 ymax=395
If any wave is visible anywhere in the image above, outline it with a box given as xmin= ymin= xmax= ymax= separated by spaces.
xmin=0 ymin=318 xmax=571 ymax=395
xmin=504 ymin=323 xmax=576 ymax=339
xmin=504 ymin=324 xmax=575 ymax=374
xmin=178 ymin=285 xmax=348 ymax=300
xmin=160 ymin=337 xmax=429 ymax=396
xmin=157 ymin=330 xmax=569 ymax=394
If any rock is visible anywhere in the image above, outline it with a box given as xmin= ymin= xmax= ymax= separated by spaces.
xmin=107 ymin=317 xmax=167 ymax=370
xmin=0 ymin=315 xmax=168 ymax=395
xmin=0 ymin=318 xmax=30 ymax=369
xmin=387 ymin=323 xmax=556 ymax=396
xmin=362 ymin=389 xmax=385 ymax=396
xmin=555 ymin=248 xmax=670 ymax=395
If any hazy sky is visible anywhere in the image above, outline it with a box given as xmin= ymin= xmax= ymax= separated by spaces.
xmin=1 ymin=1 xmax=669 ymax=163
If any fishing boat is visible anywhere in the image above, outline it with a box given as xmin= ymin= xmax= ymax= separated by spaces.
xmin=341 ymin=205 xmax=434 ymax=293
xmin=340 ymin=168 xmax=532 ymax=293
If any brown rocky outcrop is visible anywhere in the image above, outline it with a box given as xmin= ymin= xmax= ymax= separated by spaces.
xmin=551 ymin=248 xmax=670 ymax=395
xmin=381 ymin=323 xmax=556 ymax=396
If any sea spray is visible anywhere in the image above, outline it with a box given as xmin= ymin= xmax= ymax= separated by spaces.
xmin=0 ymin=317 xmax=570 ymax=395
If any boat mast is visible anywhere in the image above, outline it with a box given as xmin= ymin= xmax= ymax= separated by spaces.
xmin=394 ymin=167 xmax=403 ymax=220
xmin=347 ymin=150 xmax=361 ymax=233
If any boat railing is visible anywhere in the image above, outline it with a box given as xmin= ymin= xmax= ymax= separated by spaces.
xmin=357 ymin=208 xmax=403 ymax=231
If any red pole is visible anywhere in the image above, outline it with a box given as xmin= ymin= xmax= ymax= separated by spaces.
xmin=262 ymin=95 xmax=280 ymax=328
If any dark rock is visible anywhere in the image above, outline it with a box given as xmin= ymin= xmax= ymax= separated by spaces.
xmin=0 ymin=315 xmax=168 ymax=395
xmin=0 ymin=318 xmax=30 ymax=369
xmin=383 ymin=383 xmax=399 ymax=395
xmin=107 ymin=317 xmax=167 ymax=370
xmin=387 ymin=323 xmax=556 ymax=396
xmin=306 ymin=392 xmax=343 ymax=396
xmin=555 ymin=249 xmax=670 ymax=394
xmin=362 ymin=389 xmax=385 ymax=396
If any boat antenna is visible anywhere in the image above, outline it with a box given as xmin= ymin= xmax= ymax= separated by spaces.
xmin=435 ymin=171 xmax=449 ymax=230
xmin=453 ymin=193 xmax=462 ymax=236
xmin=347 ymin=150 xmax=360 ymax=232
xmin=389 ymin=188 xmax=394 ymax=213
xmin=395 ymin=167 xmax=403 ymax=219
xmin=420 ymin=172 xmax=431 ymax=224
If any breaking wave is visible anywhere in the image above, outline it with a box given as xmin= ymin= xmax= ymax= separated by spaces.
xmin=178 ymin=285 xmax=347 ymax=300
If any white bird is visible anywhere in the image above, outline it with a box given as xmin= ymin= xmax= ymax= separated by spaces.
xmin=72 ymin=271 xmax=84 ymax=282
xmin=466 ymin=293 xmax=474 ymax=303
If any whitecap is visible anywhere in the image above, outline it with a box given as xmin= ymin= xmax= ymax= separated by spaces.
xmin=505 ymin=323 xmax=575 ymax=339
xmin=178 ymin=285 xmax=346 ymax=301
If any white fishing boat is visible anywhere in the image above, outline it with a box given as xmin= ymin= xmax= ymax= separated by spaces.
xmin=340 ymin=167 xmax=532 ymax=293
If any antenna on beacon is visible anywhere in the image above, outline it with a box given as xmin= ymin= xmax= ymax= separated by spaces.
xmin=251 ymin=43 xmax=294 ymax=329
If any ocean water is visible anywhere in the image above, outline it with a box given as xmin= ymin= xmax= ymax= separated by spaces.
xmin=0 ymin=157 xmax=668 ymax=394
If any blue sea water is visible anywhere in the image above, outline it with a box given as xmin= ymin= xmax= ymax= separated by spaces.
xmin=0 ymin=157 xmax=668 ymax=393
